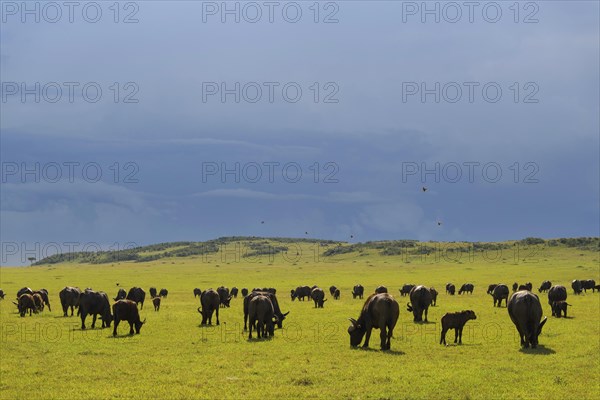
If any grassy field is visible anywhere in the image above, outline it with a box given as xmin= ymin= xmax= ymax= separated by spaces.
xmin=1 ymin=239 xmax=599 ymax=400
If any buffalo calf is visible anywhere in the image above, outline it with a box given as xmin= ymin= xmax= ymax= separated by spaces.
xmin=152 ymin=297 xmax=161 ymax=312
xmin=113 ymin=299 xmax=146 ymax=336
xmin=551 ymin=300 xmax=571 ymax=318
xmin=440 ymin=310 xmax=477 ymax=345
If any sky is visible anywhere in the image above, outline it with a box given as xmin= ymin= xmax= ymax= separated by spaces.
xmin=1 ymin=1 xmax=599 ymax=265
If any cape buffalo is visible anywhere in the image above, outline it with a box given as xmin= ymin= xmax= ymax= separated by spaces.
xmin=149 ymin=287 xmax=157 ymax=298
xmin=538 ymin=281 xmax=552 ymax=293
xmin=329 ymin=286 xmax=337 ymax=296
xmin=518 ymin=282 xmax=533 ymax=291
xmin=334 ymin=288 xmax=340 ymax=300
xmin=547 ymin=285 xmax=567 ymax=306
xmin=430 ymin=288 xmax=438 ymax=306
xmin=33 ymin=289 xmax=51 ymax=311
xmin=291 ymin=286 xmax=311 ymax=301
xmin=241 ymin=288 xmax=249 ymax=297
xmin=16 ymin=287 xmax=33 ymax=298
xmin=400 ymin=284 xmax=415 ymax=297
xmin=114 ymin=288 xmax=126 ymax=301
xmin=571 ymin=280 xmax=582 ymax=295
xmin=311 ymin=287 xmax=327 ymax=308
xmin=60 ymin=287 xmax=82 ymax=317
xmin=248 ymin=295 xmax=275 ymax=339
xmin=32 ymin=293 xmax=44 ymax=312
xmin=79 ymin=290 xmax=112 ymax=330
xmin=407 ymin=285 xmax=432 ymax=322
xmin=198 ymin=289 xmax=220 ymax=325
xmin=352 ymin=284 xmax=365 ymax=299
xmin=581 ymin=279 xmax=596 ymax=293
xmin=551 ymin=300 xmax=571 ymax=318
xmin=507 ymin=291 xmax=547 ymax=348
xmin=595 ymin=284 xmax=600 ymax=292
xmin=512 ymin=282 xmax=518 ymax=292
xmin=14 ymin=294 xmax=37 ymax=317
xmin=159 ymin=288 xmax=168 ymax=297
xmin=348 ymin=293 xmax=399 ymax=350
xmin=487 ymin=284 xmax=498 ymax=295
xmin=126 ymin=287 xmax=146 ymax=309
xmin=113 ymin=299 xmax=146 ymax=336
xmin=0 ymin=289 xmax=4 ymax=299
xmin=375 ymin=286 xmax=388 ymax=294
xmin=217 ymin=286 xmax=232 ymax=307
xmin=446 ymin=283 xmax=456 ymax=296
xmin=440 ymin=310 xmax=477 ymax=345
xmin=152 ymin=297 xmax=161 ymax=311
xmin=193 ymin=288 xmax=202 ymax=298
xmin=244 ymin=291 xmax=289 ymax=331
xmin=491 ymin=284 xmax=509 ymax=307
xmin=230 ymin=287 xmax=239 ymax=298
xmin=458 ymin=283 xmax=474 ymax=295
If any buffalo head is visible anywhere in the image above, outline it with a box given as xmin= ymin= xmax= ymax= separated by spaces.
xmin=348 ymin=318 xmax=366 ymax=347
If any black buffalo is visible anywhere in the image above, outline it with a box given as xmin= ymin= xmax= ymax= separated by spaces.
xmin=248 ymin=295 xmax=275 ymax=339
xmin=400 ymin=284 xmax=415 ymax=297
xmin=311 ymin=287 xmax=327 ymax=308
xmin=244 ymin=291 xmax=288 ymax=331
xmin=217 ymin=286 xmax=232 ymax=307
xmin=198 ymin=289 xmax=220 ymax=325
xmin=16 ymin=287 xmax=33 ymax=298
xmin=231 ymin=287 xmax=239 ymax=298
xmin=491 ymin=284 xmax=509 ymax=307
xmin=407 ymin=285 xmax=432 ymax=322
xmin=348 ymin=293 xmax=399 ymax=350
xmin=193 ymin=288 xmax=202 ymax=298
xmin=79 ymin=290 xmax=112 ymax=330
xmin=547 ymin=285 xmax=567 ymax=306
xmin=538 ymin=281 xmax=552 ymax=293
xmin=329 ymin=286 xmax=337 ymax=296
xmin=33 ymin=289 xmax=51 ymax=311
xmin=581 ymin=279 xmax=596 ymax=293
xmin=291 ymin=286 xmax=311 ymax=301
xmin=375 ymin=285 xmax=388 ymax=294
xmin=512 ymin=282 xmax=518 ymax=292
xmin=551 ymin=300 xmax=571 ymax=318
xmin=507 ymin=291 xmax=547 ymax=348
xmin=152 ymin=297 xmax=161 ymax=311
xmin=149 ymin=287 xmax=157 ymax=298
xmin=126 ymin=287 xmax=146 ymax=309
xmin=241 ymin=288 xmax=249 ymax=297
xmin=334 ymin=288 xmax=340 ymax=300
xmin=446 ymin=283 xmax=455 ymax=296
xmin=0 ymin=289 xmax=4 ymax=299
xmin=113 ymin=299 xmax=146 ymax=336
xmin=352 ymin=284 xmax=365 ymax=299
xmin=487 ymin=284 xmax=498 ymax=295
xmin=159 ymin=288 xmax=168 ymax=297
xmin=14 ymin=294 xmax=37 ymax=316
xmin=458 ymin=283 xmax=474 ymax=295
xmin=430 ymin=288 xmax=438 ymax=306
xmin=114 ymin=288 xmax=127 ymax=301
xmin=32 ymin=293 xmax=44 ymax=312
xmin=60 ymin=287 xmax=82 ymax=317
xmin=440 ymin=310 xmax=477 ymax=345
xmin=571 ymin=280 xmax=582 ymax=295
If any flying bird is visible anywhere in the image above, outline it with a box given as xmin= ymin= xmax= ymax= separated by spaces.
xmin=422 ymin=187 xmax=428 ymax=192
xmin=437 ymin=221 xmax=442 ymax=226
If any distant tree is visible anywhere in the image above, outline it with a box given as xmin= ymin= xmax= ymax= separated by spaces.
xmin=27 ymin=257 xmax=36 ymax=266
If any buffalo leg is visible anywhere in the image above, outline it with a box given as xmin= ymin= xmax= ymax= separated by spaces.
xmin=91 ymin=314 xmax=97 ymax=329
xmin=363 ymin=328 xmax=372 ymax=348
xmin=379 ymin=329 xmax=387 ymax=350
xmin=454 ymin=329 xmax=458 ymax=344
xmin=440 ymin=328 xmax=447 ymax=345
xmin=248 ymin=316 xmax=255 ymax=339
xmin=81 ymin=314 xmax=87 ymax=330
xmin=424 ymin=308 xmax=428 ymax=322
xmin=216 ymin=307 xmax=220 ymax=326
xmin=458 ymin=327 xmax=463 ymax=344
xmin=129 ymin=322 xmax=134 ymax=335
xmin=113 ymin=318 xmax=120 ymax=336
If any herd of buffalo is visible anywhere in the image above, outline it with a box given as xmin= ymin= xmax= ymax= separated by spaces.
xmin=1 ymin=278 xmax=597 ymax=348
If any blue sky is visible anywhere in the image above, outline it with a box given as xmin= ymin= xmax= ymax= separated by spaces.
xmin=1 ymin=1 xmax=598 ymax=265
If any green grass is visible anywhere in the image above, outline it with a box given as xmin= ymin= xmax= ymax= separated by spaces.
xmin=1 ymin=240 xmax=599 ymax=399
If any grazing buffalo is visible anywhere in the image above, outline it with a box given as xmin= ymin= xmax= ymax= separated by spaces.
xmin=538 ymin=281 xmax=552 ymax=293
xmin=375 ymin=286 xmax=388 ymax=294
xmin=113 ymin=300 xmax=146 ymax=336
xmin=458 ymin=283 xmax=474 ymax=295
xmin=261 ymin=288 xmax=277 ymax=294
xmin=512 ymin=282 xmax=518 ymax=292
xmin=311 ymin=287 xmax=327 ymax=308
xmin=0 ymin=289 xmax=4 ymax=299
xmin=446 ymin=284 xmax=455 ymax=296
xmin=440 ymin=310 xmax=477 ymax=345
xmin=595 ymin=285 xmax=600 ymax=292
xmin=407 ymin=285 xmax=432 ymax=322
xmin=523 ymin=282 xmax=533 ymax=291
xmin=491 ymin=284 xmax=510 ymax=307
xmin=248 ymin=295 xmax=275 ymax=339
xmin=329 ymin=286 xmax=337 ymax=296
xmin=334 ymin=289 xmax=340 ymax=300
xmin=126 ymin=287 xmax=146 ymax=309
xmin=551 ymin=300 xmax=571 ymax=318
xmin=291 ymin=286 xmax=311 ymax=301
xmin=32 ymin=293 xmax=44 ymax=312
xmin=231 ymin=287 xmax=239 ymax=298
xmin=430 ymin=288 xmax=438 ymax=306
xmin=152 ymin=297 xmax=161 ymax=311
xmin=348 ymin=293 xmax=399 ymax=350
xmin=159 ymin=288 xmax=168 ymax=297
xmin=352 ymin=284 xmax=365 ymax=299
xmin=198 ymin=289 xmax=220 ymax=325
xmin=547 ymin=285 xmax=567 ymax=306
xmin=16 ymin=287 xmax=33 ymax=298
xmin=14 ymin=294 xmax=37 ymax=317
xmin=241 ymin=288 xmax=249 ymax=297
xmin=244 ymin=291 xmax=289 ymax=331
xmin=487 ymin=284 xmax=498 ymax=295
xmin=507 ymin=291 xmax=547 ymax=348
xmin=581 ymin=280 xmax=596 ymax=293
xmin=217 ymin=286 xmax=232 ymax=307
xmin=149 ymin=287 xmax=157 ymax=298
xmin=400 ymin=284 xmax=415 ymax=297
xmin=79 ymin=290 xmax=112 ymax=330
xmin=193 ymin=288 xmax=202 ymax=298
xmin=33 ymin=289 xmax=51 ymax=311
xmin=60 ymin=287 xmax=82 ymax=317
xmin=114 ymin=288 xmax=127 ymax=301
xmin=571 ymin=280 xmax=582 ymax=295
